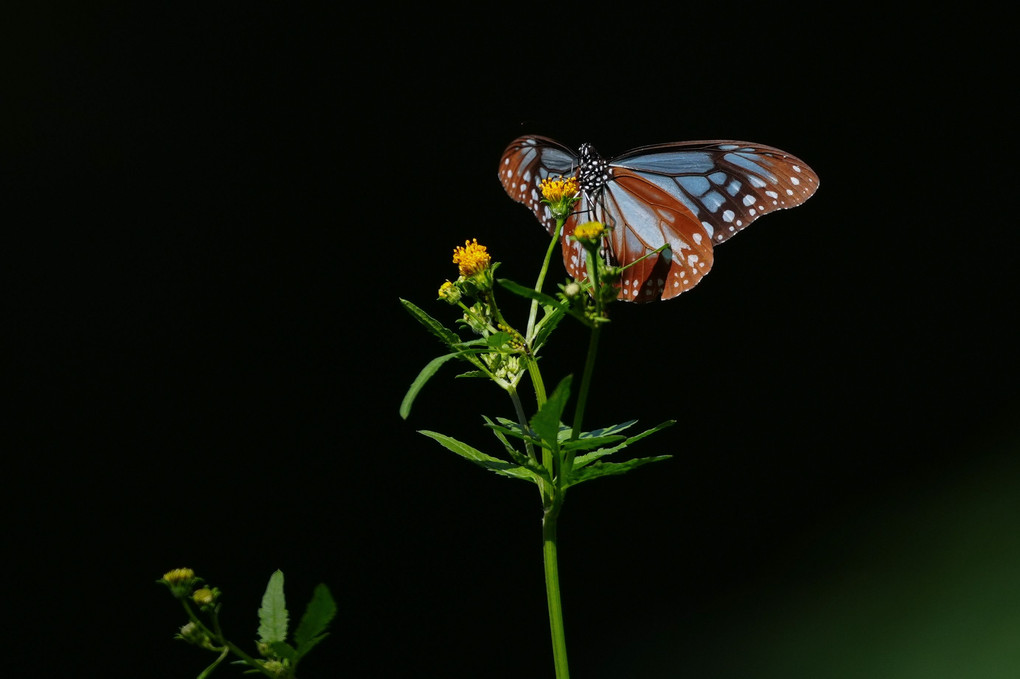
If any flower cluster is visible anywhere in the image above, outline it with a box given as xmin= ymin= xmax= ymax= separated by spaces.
xmin=438 ymin=238 xmax=496 ymax=304
xmin=540 ymin=175 xmax=580 ymax=219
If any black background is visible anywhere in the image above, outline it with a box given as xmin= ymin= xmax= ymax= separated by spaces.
xmin=9 ymin=4 xmax=1018 ymax=678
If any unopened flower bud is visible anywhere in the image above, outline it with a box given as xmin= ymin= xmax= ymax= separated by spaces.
xmin=192 ymin=587 xmax=216 ymax=606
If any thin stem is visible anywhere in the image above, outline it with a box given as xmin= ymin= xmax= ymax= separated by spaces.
xmin=180 ymin=601 xmax=276 ymax=678
xmin=527 ymin=221 xmax=564 ymax=343
xmin=543 ymin=502 xmax=570 ymax=679
xmin=507 ymin=384 xmax=537 ymax=463
xmin=565 ymin=324 xmax=601 ymax=475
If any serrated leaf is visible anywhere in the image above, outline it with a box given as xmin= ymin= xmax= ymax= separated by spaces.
xmin=483 ymin=421 xmax=541 ymax=447
xmin=294 ymin=584 xmax=337 ymax=659
xmin=419 ymin=430 xmax=543 ymax=483
xmin=561 ymin=434 xmax=627 ymax=452
xmin=268 ymin=640 xmax=298 ymax=663
xmin=572 ymin=420 xmax=676 ymax=469
xmin=497 ymin=279 xmax=589 ymax=327
xmin=532 ymin=305 xmax=566 ymax=350
xmin=530 ymin=376 xmax=572 ymax=452
xmin=257 ymin=570 xmax=288 ymax=645
xmin=565 ymin=455 xmax=673 ymax=488
xmin=496 ymin=278 xmax=563 ymax=307
xmin=399 ymin=298 xmax=461 ymax=347
xmin=578 ymin=420 xmax=639 ymax=437
xmin=400 ymin=352 xmax=462 ymax=419
xmin=481 ymin=415 xmax=534 ymax=467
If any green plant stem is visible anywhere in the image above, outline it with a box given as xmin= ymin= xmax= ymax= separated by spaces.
xmin=542 ymin=501 xmax=570 ymax=679
xmin=180 ymin=601 xmax=276 ymax=678
xmin=527 ymin=221 xmax=564 ymax=342
xmin=566 ymin=324 xmax=602 ymax=475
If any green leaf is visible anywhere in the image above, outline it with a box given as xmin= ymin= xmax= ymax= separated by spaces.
xmin=572 ymin=420 xmax=676 ymax=469
xmin=399 ymin=298 xmax=461 ymax=347
xmin=497 ymin=278 xmax=592 ymax=327
xmin=419 ymin=430 xmax=543 ymax=483
xmin=561 ymin=434 xmax=627 ymax=452
xmin=399 ymin=352 xmax=462 ymax=419
xmin=565 ymin=455 xmax=673 ymax=488
xmin=578 ymin=420 xmax=640 ymax=437
xmin=294 ymin=584 xmax=337 ymax=659
xmin=257 ymin=570 xmax=288 ymax=645
xmin=484 ymin=331 xmax=512 ymax=347
xmin=531 ymin=304 xmax=567 ymax=352
xmin=268 ymin=640 xmax=297 ymax=663
xmin=496 ymin=278 xmax=563 ymax=307
xmin=481 ymin=415 xmax=536 ymax=468
xmin=483 ymin=419 xmax=541 ymax=447
xmin=530 ymin=376 xmax=572 ymax=453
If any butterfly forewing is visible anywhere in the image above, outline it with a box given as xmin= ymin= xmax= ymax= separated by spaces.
xmin=498 ymin=136 xmax=579 ymax=234
xmin=612 ymin=141 xmax=819 ymax=245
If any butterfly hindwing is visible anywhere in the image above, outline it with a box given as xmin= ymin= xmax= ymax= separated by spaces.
xmin=598 ymin=169 xmax=714 ymax=301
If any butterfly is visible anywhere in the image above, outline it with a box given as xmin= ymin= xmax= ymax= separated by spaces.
xmin=498 ymin=135 xmax=819 ymax=302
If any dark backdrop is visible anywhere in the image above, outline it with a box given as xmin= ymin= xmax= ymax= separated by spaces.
xmin=9 ymin=5 xmax=1017 ymax=678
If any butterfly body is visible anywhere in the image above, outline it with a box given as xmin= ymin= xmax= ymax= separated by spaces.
xmin=499 ymin=135 xmax=818 ymax=302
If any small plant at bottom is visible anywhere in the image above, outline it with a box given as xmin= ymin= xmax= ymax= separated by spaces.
xmin=159 ymin=568 xmax=336 ymax=679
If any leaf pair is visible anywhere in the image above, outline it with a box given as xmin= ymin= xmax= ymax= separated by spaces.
xmin=398 ymin=298 xmax=513 ymax=419
xmin=421 ymin=382 xmax=674 ymax=492
xmin=256 ymin=570 xmax=336 ymax=673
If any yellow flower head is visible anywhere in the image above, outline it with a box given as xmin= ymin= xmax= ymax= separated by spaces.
xmin=438 ymin=279 xmax=461 ymax=304
xmin=452 ymin=239 xmax=491 ymax=277
xmin=540 ymin=175 xmax=581 ymax=220
xmin=540 ymin=175 xmax=579 ymax=203
xmin=162 ymin=568 xmax=195 ymax=586
xmin=192 ymin=588 xmax=216 ymax=606
xmin=572 ymin=221 xmax=605 ymax=241
xmin=160 ymin=567 xmax=200 ymax=600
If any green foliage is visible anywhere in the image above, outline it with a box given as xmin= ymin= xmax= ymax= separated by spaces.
xmin=161 ymin=568 xmax=334 ymax=679
xmin=418 ymin=429 xmax=547 ymax=483
xmin=293 ymin=584 xmax=337 ymax=659
xmin=258 ymin=570 xmax=288 ymax=645
xmin=497 ymin=278 xmax=584 ymax=330
xmin=399 ymin=297 xmax=529 ymax=419
xmin=404 ymin=216 xmax=681 ymax=679
xmin=424 ymin=411 xmax=674 ymax=492
xmin=530 ymin=376 xmax=573 ymax=456
xmin=400 ymin=352 xmax=462 ymax=419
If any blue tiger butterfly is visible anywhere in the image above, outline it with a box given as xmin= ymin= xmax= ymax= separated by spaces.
xmin=498 ymin=135 xmax=819 ymax=302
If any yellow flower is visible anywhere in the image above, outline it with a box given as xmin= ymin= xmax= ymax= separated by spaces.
xmin=192 ymin=588 xmax=216 ymax=606
xmin=452 ymin=239 xmax=491 ymax=277
xmin=572 ymin=221 xmax=605 ymax=242
xmin=438 ymin=279 xmax=461 ymax=304
xmin=162 ymin=568 xmax=195 ymax=586
xmin=540 ymin=175 xmax=581 ymax=220
xmin=160 ymin=567 xmax=199 ymax=600
xmin=540 ymin=175 xmax=579 ymax=203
